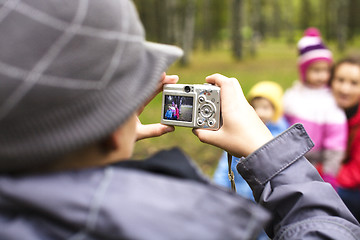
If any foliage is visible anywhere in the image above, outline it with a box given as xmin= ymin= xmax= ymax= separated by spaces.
xmin=133 ymin=0 xmax=360 ymax=61
xmin=131 ymin=0 xmax=360 ymax=177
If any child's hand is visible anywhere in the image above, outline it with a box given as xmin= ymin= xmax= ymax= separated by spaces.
xmin=136 ymin=73 xmax=178 ymax=141
xmin=193 ymin=74 xmax=273 ymax=157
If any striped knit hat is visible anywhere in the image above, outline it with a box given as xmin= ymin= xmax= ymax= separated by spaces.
xmin=297 ymin=27 xmax=333 ymax=82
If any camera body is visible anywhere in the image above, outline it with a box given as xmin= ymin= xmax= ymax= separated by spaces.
xmin=161 ymin=84 xmax=220 ymax=129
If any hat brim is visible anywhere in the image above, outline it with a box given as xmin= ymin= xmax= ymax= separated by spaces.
xmin=0 ymin=42 xmax=183 ymax=171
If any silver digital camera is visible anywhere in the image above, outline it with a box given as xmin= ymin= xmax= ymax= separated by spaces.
xmin=161 ymin=84 xmax=220 ymax=129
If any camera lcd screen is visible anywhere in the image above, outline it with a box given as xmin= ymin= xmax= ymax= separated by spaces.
xmin=164 ymin=95 xmax=193 ymax=122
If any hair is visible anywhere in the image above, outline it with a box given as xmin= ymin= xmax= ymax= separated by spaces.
xmin=329 ymin=56 xmax=360 ymax=86
xmin=250 ymin=97 xmax=275 ymax=110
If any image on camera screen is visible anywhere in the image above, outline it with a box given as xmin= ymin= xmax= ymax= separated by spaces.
xmin=164 ymin=95 xmax=193 ymax=122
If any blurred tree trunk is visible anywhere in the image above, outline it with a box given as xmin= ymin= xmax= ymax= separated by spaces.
xmin=337 ymin=0 xmax=349 ymax=52
xmin=165 ymin=0 xmax=180 ymax=45
xmin=299 ymin=0 xmax=312 ymax=30
xmin=180 ymin=0 xmax=196 ymax=66
xmin=283 ymin=0 xmax=295 ymax=45
xmin=154 ymin=0 xmax=167 ymax=43
xmin=231 ymin=0 xmax=243 ymax=60
xmin=258 ymin=0 xmax=267 ymax=39
xmin=249 ymin=0 xmax=261 ymax=56
xmin=348 ymin=0 xmax=360 ymax=41
xmin=134 ymin=0 xmax=156 ymax=41
xmin=271 ymin=0 xmax=281 ymax=38
xmin=202 ymin=0 xmax=212 ymax=51
xmin=323 ymin=0 xmax=337 ymax=40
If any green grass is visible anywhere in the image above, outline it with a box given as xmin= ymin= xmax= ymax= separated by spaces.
xmin=133 ymin=40 xmax=360 ymax=177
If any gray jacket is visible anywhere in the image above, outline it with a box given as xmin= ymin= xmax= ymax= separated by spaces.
xmin=0 ymin=124 xmax=359 ymax=239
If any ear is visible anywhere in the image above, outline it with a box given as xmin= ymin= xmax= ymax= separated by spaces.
xmin=109 ymin=127 xmax=123 ymax=150
xmin=101 ymin=127 xmax=123 ymax=152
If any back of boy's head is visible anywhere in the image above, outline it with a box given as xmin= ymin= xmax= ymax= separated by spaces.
xmin=0 ymin=0 xmax=182 ymax=173
xmin=247 ymin=81 xmax=284 ymax=122
xmin=297 ymin=27 xmax=333 ymax=82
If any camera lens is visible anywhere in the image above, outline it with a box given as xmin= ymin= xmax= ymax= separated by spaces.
xmin=184 ymin=86 xmax=191 ymax=93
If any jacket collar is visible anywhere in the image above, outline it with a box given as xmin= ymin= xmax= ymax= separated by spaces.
xmin=114 ymin=147 xmax=210 ymax=184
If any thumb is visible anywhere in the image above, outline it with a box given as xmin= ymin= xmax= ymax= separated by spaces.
xmin=192 ymin=128 xmax=220 ymax=146
xmin=137 ymin=123 xmax=174 ymax=141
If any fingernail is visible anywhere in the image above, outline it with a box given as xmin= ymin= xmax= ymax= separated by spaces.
xmin=168 ymin=75 xmax=179 ymax=80
xmin=165 ymin=126 xmax=174 ymax=133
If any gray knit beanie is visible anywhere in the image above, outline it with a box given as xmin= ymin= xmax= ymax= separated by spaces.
xmin=0 ymin=0 xmax=183 ymax=172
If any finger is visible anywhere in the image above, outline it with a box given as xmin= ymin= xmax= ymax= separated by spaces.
xmin=139 ymin=74 xmax=179 ymax=115
xmin=205 ymin=74 xmax=247 ymax=115
xmin=153 ymin=74 xmax=179 ymax=96
xmin=136 ymin=123 xmax=174 ymax=141
xmin=205 ymin=74 xmax=244 ymax=99
xmin=205 ymin=73 xmax=230 ymax=86
xmin=162 ymin=74 xmax=179 ymax=85
xmin=192 ymin=128 xmax=220 ymax=146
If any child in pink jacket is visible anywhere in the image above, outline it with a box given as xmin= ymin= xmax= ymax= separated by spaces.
xmin=283 ymin=28 xmax=347 ymax=187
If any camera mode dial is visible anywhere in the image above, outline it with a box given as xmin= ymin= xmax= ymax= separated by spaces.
xmin=200 ymin=104 xmax=214 ymax=118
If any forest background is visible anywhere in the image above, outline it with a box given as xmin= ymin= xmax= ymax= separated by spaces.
xmin=132 ymin=0 xmax=360 ymax=176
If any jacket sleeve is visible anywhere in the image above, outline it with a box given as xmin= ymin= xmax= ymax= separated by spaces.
xmin=237 ymin=124 xmax=360 ymax=240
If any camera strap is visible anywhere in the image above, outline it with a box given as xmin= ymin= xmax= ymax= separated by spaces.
xmin=227 ymin=152 xmax=237 ymax=192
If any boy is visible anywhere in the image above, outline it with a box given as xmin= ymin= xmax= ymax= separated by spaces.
xmin=0 ymin=2 xmax=358 ymax=239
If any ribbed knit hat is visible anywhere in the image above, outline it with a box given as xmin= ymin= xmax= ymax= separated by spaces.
xmin=297 ymin=27 xmax=333 ymax=82
xmin=247 ymin=81 xmax=284 ymax=122
xmin=0 ymin=0 xmax=183 ymax=172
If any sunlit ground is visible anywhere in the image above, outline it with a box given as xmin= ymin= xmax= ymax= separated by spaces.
xmin=134 ymin=39 xmax=360 ymax=177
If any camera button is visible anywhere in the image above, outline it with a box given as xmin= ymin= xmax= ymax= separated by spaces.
xmin=200 ymin=104 xmax=213 ymax=118
xmin=198 ymin=96 xmax=205 ymax=103
xmin=197 ymin=118 xmax=204 ymax=126
xmin=208 ymin=119 xmax=216 ymax=127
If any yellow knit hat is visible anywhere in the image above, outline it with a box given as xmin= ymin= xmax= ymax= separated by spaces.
xmin=246 ymin=81 xmax=284 ymax=122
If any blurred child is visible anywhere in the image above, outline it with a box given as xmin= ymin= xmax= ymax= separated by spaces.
xmin=248 ymin=82 xmax=289 ymax=136
xmin=165 ymin=106 xmax=173 ymax=119
xmin=170 ymin=102 xmax=176 ymax=119
xmin=175 ymin=104 xmax=180 ymax=119
xmin=331 ymin=57 xmax=360 ymax=222
xmin=283 ymin=27 xmax=347 ymax=187
xmin=213 ymin=81 xmax=289 ymax=200
xmin=213 ymin=81 xmax=288 ymax=240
